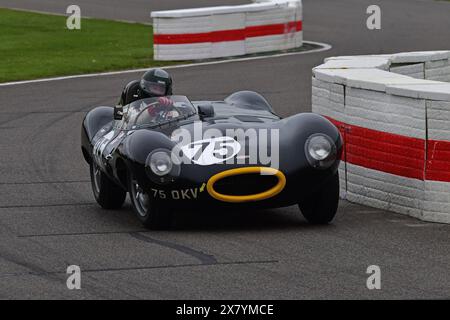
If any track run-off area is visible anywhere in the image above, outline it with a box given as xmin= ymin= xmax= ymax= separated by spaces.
xmin=0 ymin=0 xmax=449 ymax=299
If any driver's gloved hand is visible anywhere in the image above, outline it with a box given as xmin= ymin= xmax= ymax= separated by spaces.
xmin=157 ymin=97 xmax=173 ymax=107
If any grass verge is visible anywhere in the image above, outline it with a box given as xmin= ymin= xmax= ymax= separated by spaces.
xmin=0 ymin=8 xmax=182 ymax=83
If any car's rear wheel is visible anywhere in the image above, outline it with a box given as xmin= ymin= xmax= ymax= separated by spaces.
xmin=90 ymin=161 xmax=126 ymax=209
xmin=128 ymin=174 xmax=172 ymax=230
xmin=298 ymin=172 xmax=340 ymax=224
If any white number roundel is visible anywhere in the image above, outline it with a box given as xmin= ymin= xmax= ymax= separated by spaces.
xmin=181 ymin=137 xmax=241 ymax=165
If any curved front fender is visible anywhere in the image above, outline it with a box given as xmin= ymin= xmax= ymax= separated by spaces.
xmin=81 ymin=106 xmax=114 ymax=164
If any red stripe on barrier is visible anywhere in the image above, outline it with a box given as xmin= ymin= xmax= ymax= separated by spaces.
xmin=154 ymin=29 xmax=245 ymax=45
xmin=427 ymin=140 xmax=450 ymax=182
xmin=326 ymin=117 xmax=450 ymax=182
xmin=153 ymin=21 xmax=302 ymax=45
xmin=245 ymin=21 xmax=302 ymax=38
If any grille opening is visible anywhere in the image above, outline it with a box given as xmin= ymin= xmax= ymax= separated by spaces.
xmin=213 ymin=173 xmax=279 ymax=196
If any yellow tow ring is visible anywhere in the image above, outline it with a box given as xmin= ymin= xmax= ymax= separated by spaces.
xmin=206 ymin=167 xmax=286 ymax=203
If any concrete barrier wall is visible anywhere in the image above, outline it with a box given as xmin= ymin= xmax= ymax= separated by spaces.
xmin=151 ymin=0 xmax=302 ymax=61
xmin=312 ymin=51 xmax=450 ymax=224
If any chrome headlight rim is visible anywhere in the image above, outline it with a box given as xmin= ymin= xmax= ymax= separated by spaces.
xmin=150 ymin=151 xmax=173 ymax=176
xmin=305 ymin=134 xmax=337 ymax=169
xmin=145 ymin=148 xmax=181 ymax=184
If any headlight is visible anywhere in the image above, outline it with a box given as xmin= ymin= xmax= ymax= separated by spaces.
xmin=145 ymin=149 xmax=181 ymax=184
xmin=308 ymin=135 xmax=332 ymax=160
xmin=149 ymin=151 xmax=173 ymax=176
xmin=305 ymin=134 xmax=337 ymax=169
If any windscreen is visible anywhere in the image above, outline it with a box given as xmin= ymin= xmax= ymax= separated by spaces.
xmin=126 ymin=96 xmax=196 ymax=129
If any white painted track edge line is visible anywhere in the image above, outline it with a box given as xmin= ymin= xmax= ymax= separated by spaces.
xmin=0 ymin=41 xmax=331 ymax=87
xmin=0 ymin=7 xmax=151 ymax=25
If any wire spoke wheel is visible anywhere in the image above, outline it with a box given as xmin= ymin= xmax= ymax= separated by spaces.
xmin=127 ymin=173 xmax=171 ymax=229
xmin=89 ymin=161 xmax=126 ymax=209
xmin=92 ymin=162 xmax=102 ymax=194
xmin=130 ymin=179 xmax=149 ymax=217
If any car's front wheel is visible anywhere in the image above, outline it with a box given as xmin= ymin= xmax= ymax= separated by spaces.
xmin=128 ymin=174 xmax=172 ymax=230
xmin=90 ymin=161 xmax=126 ymax=209
xmin=298 ymin=172 xmax=340 ymax=224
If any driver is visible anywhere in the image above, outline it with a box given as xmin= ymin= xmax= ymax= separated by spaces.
xmin=118 ymin=68 xmax=173 ymax=106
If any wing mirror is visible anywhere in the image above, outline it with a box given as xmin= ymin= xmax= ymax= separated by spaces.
xmin=197 ymin=104 xmax=215 ymax=120
xmin=114 ymin=105 xmax=123 ymax=120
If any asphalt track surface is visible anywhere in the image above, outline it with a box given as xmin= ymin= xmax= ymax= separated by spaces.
xmin=0 ymin=0 xmax=449 ymax=299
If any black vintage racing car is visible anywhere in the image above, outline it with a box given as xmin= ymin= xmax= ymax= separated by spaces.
xmin=81 ymin=91 xmax=343 ymax=229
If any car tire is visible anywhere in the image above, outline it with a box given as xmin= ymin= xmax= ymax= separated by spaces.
xmin=128 ymin=173 xmax=172 ymax=230
xmin=298 ymin=172 xmax=340 ymax=224
xmin=90 ymin=161 xmax=126 ymax=209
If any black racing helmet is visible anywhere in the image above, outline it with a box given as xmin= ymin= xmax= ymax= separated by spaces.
xmin=140 ymin=68 xmax=173 ymax=97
